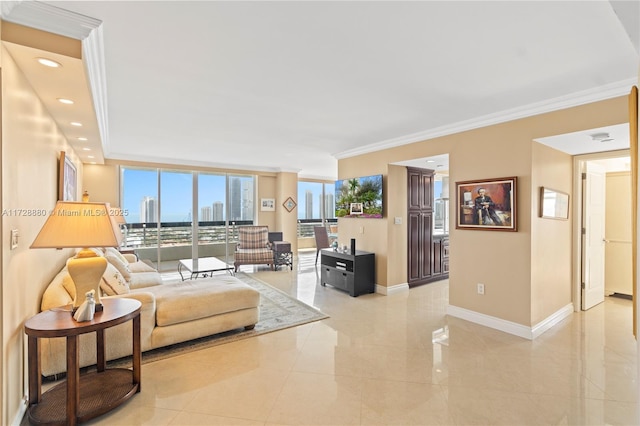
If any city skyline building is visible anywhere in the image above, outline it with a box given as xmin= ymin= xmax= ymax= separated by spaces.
xmin=228 ymin=177 xmax=254 ymax=221
xmin=213 ymin=201 xmax=224 ymax=222
xmin=305 ymin=190 xmax=313 ymax=219
xmin=140 ymin=196 xmax=157 ymax=223
xmin=200 ymin=206 xmax=212 ymax=221
xmin=324 ymin=193 xmax=335 ymax=219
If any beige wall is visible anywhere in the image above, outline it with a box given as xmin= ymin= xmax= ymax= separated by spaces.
xmin=257 ymin=175 xmax=276 ymax=230
xmin=385 ymin=165 xmax=408 ymax=287
xmin=530 ymin=142 xmax=573 ymax=324
xmin=83 ymin=163 xmax=119 ymax=206
xmin=338 ymin=96 xmax=628 ymax=327
xmin=275 ymin=172 xmax=299 ymax=253
xmin=1 ymin=43 xmax=80 ymax=424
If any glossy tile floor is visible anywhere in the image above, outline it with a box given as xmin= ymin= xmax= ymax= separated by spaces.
xmin=79 ymin=249 xmax=638 ymax=425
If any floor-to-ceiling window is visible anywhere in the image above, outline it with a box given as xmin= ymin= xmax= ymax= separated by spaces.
xmin=121 ymin=167 xmax=159 ymax=259
xmin=197 ymin=173 xmax=228 ymax=261
xmin=160 ymin=170 xmax=193 ymax=267
xmin=297 ymin=180 xmax=336 ymax=237
xmin=121 ymin=166 xmax=255 ymax=270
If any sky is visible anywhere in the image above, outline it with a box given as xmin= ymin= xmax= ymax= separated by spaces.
xmin=122 ymin=169 xmax=229 ymax=223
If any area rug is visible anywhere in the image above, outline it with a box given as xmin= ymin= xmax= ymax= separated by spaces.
xmin=109 ymin=272 xmax=328 ymax=367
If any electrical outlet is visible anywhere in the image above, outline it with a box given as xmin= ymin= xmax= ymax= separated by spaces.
xmin=477 ymin=283 xmax=485 ymax=295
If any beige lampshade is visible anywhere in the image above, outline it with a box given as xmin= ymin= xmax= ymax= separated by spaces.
xmin=110 ymin=206 xmax=127 ymax=225
xmin=31 ymin=201 xmax=121 ymax=249
xmin=105 ymin=204 xmax=126 ymax=245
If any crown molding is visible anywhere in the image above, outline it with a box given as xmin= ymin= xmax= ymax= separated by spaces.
xmin=334 ymin=78 xmax=638 ymax=160
xmin=1 ymin=1 xmax=101 ymax=40
xmin=83 ymin=25 xmax=110 ymax=154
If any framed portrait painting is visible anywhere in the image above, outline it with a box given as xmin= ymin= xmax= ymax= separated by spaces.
xmin=58 ymin=151 xmax=77 ymax=201
xmin=456 ymin=176 xmax=517 ymax=231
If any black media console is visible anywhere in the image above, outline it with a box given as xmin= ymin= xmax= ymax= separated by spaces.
xmin=320 ymin=248 xmax=375 ymax=297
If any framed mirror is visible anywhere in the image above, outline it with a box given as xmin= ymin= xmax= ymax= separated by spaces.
xmin=539 ymin=187 xmax=569 ymax=220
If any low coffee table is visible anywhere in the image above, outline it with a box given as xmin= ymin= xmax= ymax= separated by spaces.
xmin=178 ymin=257 xmax=234 ymax=280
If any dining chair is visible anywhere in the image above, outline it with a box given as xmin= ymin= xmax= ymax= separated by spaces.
xmin=313 ymin=226 xmax=331 ymax=264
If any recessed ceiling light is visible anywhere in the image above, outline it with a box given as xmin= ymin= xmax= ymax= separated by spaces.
xmin=36 ymin=57 xmax=61 ymax=68
xmin=82 ymin=148 xmax=91 ymax=151
xmin=90 ymin=162 xmax=97 ymax=165
xmin=87 ymin=155 xmax=95 ymax=159
xmin=426 ymin=160 xmax=435 ymax=163
xmin=57 ymin=98 xmax=74 ymax=105
xmin=70 ymin=122 xmax=82 ymax=127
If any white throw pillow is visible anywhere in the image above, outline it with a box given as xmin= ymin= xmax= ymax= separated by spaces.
xmin=105 ymin=247 xmax=129 ymax=265
xmin=105 ymin=253 xmax=132 ymax=280
xmin=100 ymin=263 xmax=130 ymax=296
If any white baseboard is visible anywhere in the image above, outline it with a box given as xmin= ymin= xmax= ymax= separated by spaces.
xmin=530 ymin=303 xmax=574 ymax=339
xmin=376 ymin=283 xmax=409 ymax=295
xmin=446 ymin=303 xmax=574 ymax=340
xmin=11 ymin=398 xmax=28 ymax=426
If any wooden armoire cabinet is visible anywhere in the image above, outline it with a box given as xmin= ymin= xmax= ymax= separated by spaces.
xmin=407 ymin=167 xmax=449 ymax=287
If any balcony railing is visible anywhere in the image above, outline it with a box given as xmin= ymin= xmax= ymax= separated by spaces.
xmin=122 ymin=221 xmax=254 ymax=248
xmin=297 ymin=218 xmax=337 ymax=238
xmin=121 ymin=219 xmax=337 ymax=265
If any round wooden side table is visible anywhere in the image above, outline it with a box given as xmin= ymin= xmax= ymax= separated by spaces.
xmin=25 ymin=298 xmax=142 ymax=426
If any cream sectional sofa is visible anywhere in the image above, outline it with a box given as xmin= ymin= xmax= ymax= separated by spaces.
xmin=39 ymin=249 xmax=260 ymax=377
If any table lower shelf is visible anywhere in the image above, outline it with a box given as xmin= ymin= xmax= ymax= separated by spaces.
xmin=28 ymin=369 xmax=138 ymax=425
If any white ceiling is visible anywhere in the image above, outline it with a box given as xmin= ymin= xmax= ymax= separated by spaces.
xmin=2 ymin=1 xmax=638 ymax=180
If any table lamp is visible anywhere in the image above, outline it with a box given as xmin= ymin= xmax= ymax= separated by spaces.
xmin=31 ymin=201 xmax=122 ymax=315
xmin=109 ymin=206 xmax=127 ymax=247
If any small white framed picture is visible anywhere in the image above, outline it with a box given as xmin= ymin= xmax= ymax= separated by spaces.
xmin=261 ymin=198 xmax=275 ymax=211
xmin=350 ymin=202 xmax=363 ymax=215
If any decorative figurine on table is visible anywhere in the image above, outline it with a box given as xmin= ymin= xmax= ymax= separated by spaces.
xmin=73 ymin=290 xmax=96 ymax=322
xmin=332 ymin=241 xmax=338 ymax=251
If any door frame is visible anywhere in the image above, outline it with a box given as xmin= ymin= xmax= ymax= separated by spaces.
xmin=572 ymin=149 xmax=630 ymax=312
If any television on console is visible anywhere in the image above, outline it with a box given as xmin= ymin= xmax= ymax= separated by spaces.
xmin=335 ymin=174 xmax=383 ymax=218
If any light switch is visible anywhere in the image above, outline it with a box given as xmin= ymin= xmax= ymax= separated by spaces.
xmin=394 ymin=217 xmax=402 ymax=225
xmin=10 ymin=229 xmax=18 ymax=250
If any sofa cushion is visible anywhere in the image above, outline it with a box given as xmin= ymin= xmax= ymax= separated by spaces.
xmin=234 ymin=248 xmax=274 ymax=263
xmin=150 ymin=276 xmax=260 ymax=327
xmin=100 ymin=263 xmax=130 ymax=296
xmin=129 ymin=271 xmax=164 ymax=289
xmin=128 ymin=260 xmax=157 ymax=273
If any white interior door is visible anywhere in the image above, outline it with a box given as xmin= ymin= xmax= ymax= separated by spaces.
xmin=582 ymin=162 xmax=607 ymax=310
